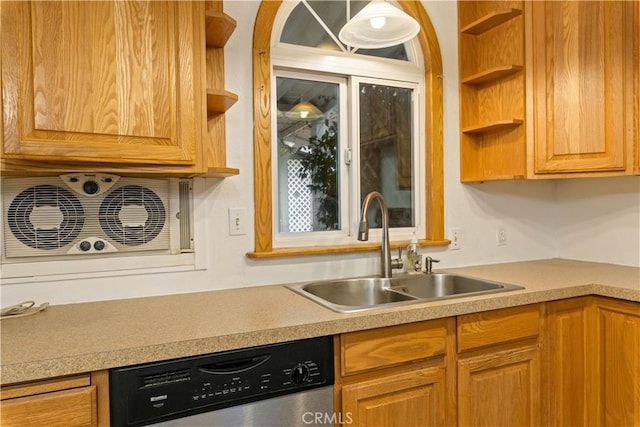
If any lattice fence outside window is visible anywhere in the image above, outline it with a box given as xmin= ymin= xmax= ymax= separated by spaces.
xmin=287 ymin=158 xmax=313 ymax=232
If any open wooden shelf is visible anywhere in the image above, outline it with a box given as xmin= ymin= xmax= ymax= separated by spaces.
xmin=202 ymin=166 xmax=240 ymax=177
xmin=461 ymin=65 xmax=523 ymax=85
xmin=205 ymin=11 xmax=237 ymax=48
xmin=206 ymin=89 xmax=238 ymax=116
xmin=460 ymin=8 xmax=522 ymax=35
xmin=201 ymin=6 xmax=238 ymax=177
xmin=462 ymin=119 xmax=523 ymax=134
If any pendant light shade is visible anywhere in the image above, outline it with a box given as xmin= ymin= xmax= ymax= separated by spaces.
xmin=338 ymin=0 xmax=420 ymax=49
xmin=285 ymin=101 xmax=324 ymax=120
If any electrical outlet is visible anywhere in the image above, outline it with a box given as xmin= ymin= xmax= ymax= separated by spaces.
xmin=228 ymin=208 xmax=246 ymax=236
xmin=496 ymin=224 xmax=507 ymax=246
xmin=449 ymin=227 xmax=461 ymax=250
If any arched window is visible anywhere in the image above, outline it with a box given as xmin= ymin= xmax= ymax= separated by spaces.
xmin=249 ymin=0 xmax=446 ymax=258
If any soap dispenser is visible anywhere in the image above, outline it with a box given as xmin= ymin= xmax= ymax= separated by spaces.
xmin=405 ymin=232 xmax=421 ymax=274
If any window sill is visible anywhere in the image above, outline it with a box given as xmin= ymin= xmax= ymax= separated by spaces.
xmin=246 ymin=239 xmax=451 ymax=259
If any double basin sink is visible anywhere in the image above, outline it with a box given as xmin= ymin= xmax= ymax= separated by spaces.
xmin=287 ymin=273 xmax=523 ymax=313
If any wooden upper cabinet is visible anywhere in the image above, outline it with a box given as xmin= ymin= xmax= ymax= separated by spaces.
xmin=1 ymin=1 xmax=203 ymax=168
xmin=458 ymin=1 xmax=527 ymax=182
xmin=459 ymin=0 xmax=639 ymax=181
xmin=530 ymin=1 xmax=632 ymax=174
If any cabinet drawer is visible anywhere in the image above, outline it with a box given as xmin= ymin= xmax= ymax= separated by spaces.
xmin=0 ymin=385 xmax=97 ymax=427
xmin=457 ymin=304 xmax=541 ymax=352
xmin=341 ymin=319 xmax=448 ymax=376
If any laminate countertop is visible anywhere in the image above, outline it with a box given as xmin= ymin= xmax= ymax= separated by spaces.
xmin=1 ymin=258 xmax=638 ymax=385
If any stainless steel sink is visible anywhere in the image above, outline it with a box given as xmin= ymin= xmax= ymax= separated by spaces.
xmin=287 ymin=273 xmax=523 ymax=313
xmin=390 ymin=274 xmax=522 ymax=299
xmin=292 ymin=278 xmax=419 ymax=313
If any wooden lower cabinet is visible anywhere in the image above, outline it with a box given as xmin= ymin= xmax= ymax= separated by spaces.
xmin=545 ymin=296 xmax=594 ymax=425
xmin=458 ymin=344 xmax=541 ymax=426
xmin=335 ymin=299 xmax=638 ymax=426
xmin=335 ymin=318 xmax=457 ymax=426
xmin=595 ymin=298 xmax=640 ymax=425
xmin=0 ymin=371 xmax=109 ymax=427
xmin=457 ymin=304 xmax=543 ymax=427
xmin=342 ymin=367 xmax=446 ymax=427
xmin=545 ymin=296 xmax=640 ymax=426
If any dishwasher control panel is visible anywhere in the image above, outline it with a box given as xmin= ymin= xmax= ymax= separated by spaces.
xmin=109 ymin=335 xmax=334 ymax=427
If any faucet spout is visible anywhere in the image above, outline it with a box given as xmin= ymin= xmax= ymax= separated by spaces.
xmin=357 ymin=191 xmax=392 ymax=278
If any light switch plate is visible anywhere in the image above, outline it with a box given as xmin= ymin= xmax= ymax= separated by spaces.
xmin=449 ymin=227 xmax=461 ymax=250
xmin=228 ymin=208 xmax=246 ymax=236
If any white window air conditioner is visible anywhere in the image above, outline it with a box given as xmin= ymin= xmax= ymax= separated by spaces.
xmin=1 ymin=174 xmax=195 ymax=281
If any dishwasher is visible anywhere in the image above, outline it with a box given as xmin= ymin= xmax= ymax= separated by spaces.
xmin=110 ymin=336 xmax=334 ymax=427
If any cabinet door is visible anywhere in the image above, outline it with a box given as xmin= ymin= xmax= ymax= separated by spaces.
xmin=341 ymin=367 xmax=446 ymax=427
xmin=594 ymin=298 xmax=640 ymax=426
xmin=545 ymin=297 xmax=596 ymax=426
xmin=458 ymin=345 xmax=541 ymax=426
xmin=530 ymin=1 xmax=633 ymax=173
xmin=0 ymin=373 xmax=105 ymax=427
xmin=1 ymin=386 xmax=97 ymax=427
xmin=1 ymin=1 xmax=202 ymax=167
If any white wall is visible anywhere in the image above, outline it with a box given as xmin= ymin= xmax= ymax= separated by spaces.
xmin=1 ymin=1 xmax=636 ymax=307
xmin=555 ymin=176 xmax=640 ymax=266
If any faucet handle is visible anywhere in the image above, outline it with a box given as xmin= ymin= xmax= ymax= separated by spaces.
xmin=424 ymin=256 xmax=440 ymax=273
xmin=391 ymin=246 xmax=404 ymax=270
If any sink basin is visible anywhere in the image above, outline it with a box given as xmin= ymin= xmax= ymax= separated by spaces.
xmin=292 ymin=278 xmax=419 ymax=313
xmin=390 ymin=273 xmax=522 ymax=299
xmin=287 ymin=273 xmax=523 ymax=313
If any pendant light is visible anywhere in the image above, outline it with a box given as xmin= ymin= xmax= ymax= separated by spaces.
xmin=285 ymin=101 xmax=324 ymax=120
xmin=338 ymin=0 xmax=420 ymax=49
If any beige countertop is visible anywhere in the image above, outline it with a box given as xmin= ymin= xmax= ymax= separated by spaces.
xmin=1 ymin=258 xmax=638 ymax=385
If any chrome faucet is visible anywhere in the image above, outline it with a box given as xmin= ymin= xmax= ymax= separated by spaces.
xmin=357 ymin=191 xmax=398 ymax=278
xmin=424 ymin=256 xmax=440 ymax=274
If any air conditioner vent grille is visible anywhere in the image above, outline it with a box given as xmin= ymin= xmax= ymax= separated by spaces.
xmin=7 ymin=184 xmax=85 ymax=250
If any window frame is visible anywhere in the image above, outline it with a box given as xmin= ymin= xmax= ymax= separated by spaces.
xmin=349 ymin=76 xmax=424 ymax=243
xmin=249 ymin=0 xmax=447 ymax=258
xmin=272 ymin=70 xmax=351 ymax=247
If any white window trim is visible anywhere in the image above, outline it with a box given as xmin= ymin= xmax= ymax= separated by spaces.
xmin=272 ymin=70 xmax=351 ymax=248
xmin=349 ymin=77 xmax=425 ymax=244
xmin=272 ymin=44 xmax=423 ymax=84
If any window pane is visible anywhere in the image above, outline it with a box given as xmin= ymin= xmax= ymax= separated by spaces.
xmin=279 ymin=0 xmax=408 ymax=59
xmin=356 ymin=45 xmax=409 ymax=61
xmin=280 ymin=2 xmax=337 ymax=49
xmin=276 ymin=77 xmax=341 ymax=232
xmin=359 ymin=83 xmax=414 ymax=228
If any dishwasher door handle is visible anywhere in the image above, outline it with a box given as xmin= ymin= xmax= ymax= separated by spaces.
xmin=198 ymin=354 xmax=271 ymax=375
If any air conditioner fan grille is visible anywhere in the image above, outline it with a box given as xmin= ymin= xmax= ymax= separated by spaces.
xmin=7 ymin=185 xmax=85 ymax=250
xmin=99 ymin=185 xmax=166 ymax=246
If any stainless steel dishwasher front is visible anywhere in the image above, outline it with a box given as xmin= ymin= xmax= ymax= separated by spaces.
xmin=109 ymin=336 xmax=335 ymax=427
